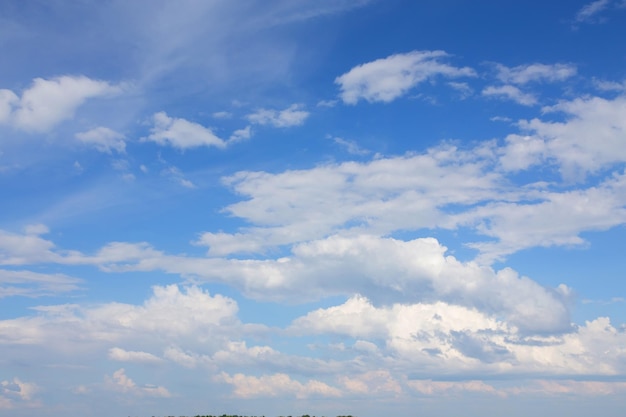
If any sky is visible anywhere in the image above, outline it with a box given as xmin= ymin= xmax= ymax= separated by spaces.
xmin=1 ymin=0 xmax=626 ymax=416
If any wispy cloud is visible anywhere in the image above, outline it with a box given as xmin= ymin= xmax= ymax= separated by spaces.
xmin=482 ymin=85 xmax=537 ymax=106
xmin=575 ymin=0 xmax=612 ymax=23
xmin=76 ymin=127 xmax=126 ymax=154
xmin=246 ymin=104 xmax=310 ymax=127
xmin=494 ymin=63 xmax=577 ymax=85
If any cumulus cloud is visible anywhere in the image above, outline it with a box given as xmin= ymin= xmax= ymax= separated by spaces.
xmin=338 ymin=370 xmax=401 ymax=396
xmin=0 ymin=225 xmax=61 ymax=265
xmin=482 ymin=85 xmax=537 ymax=106
xmin=76 ymin=127 xmax=126 ymax=154
xmin=0 ymin=284 xmax=240 ymax=350
xmin=0 ymin=76 xmax=121 ymax=132
xmin=83 ymin=235 xmax=571 ymax=334
xmin=246 ymin=104 xmax=309 ymax=127
xmin=216 ymin=372 xmax=341 ymax=399
xmin=146 ymin=112 xmax=226 ymax=149
xmin=292 ymin=298 xmax=626 ymax=377
xmin=108 ymin=347 xmax=163 ymax=364
xmin=500 ymin=94 xmax=626 ymax=177
xmin=0 ymin=378 xmax=39 ymax=409
xmin=335 ymin=50 xmax=475 ymax=104
xmin=196 ymin=145 xmax=501 ymax=255
xmin=407 ymin=379 xmax=501 ymax=396
xmin=105 ymin=368 xmax=170 ymax=398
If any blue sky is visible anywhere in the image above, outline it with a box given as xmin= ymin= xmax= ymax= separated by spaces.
xmin=1 ymin=1 xmax=626 ymax=416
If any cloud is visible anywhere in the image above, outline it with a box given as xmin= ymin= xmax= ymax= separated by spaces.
xmin=292 ymin=298 xmax=626 ymax=376
xmin=482 ymin=85 xmax=537 ymax=106
xmin=331 ymin=136 xmax=370 ymax=155
xmin=338 ymin=370 xmax=401 ymax=396
xmin=0 ymin=225 xmax=61 ymax=265
xmin=500 ymin=94 xmax=626 ymax=177
xmin=495 ymin=63 xmax=577 ymax=85
xmin=228 ymin=125 xmax=252 ymax=143
xmin=0 ymin=76 xmax=121 ymax=132
xmin=0 ymin=378 xmax=39 ymax=409
xmin=212 ymin=111 xmax=232 ymax=119
xmin=335 ymin=50 xmax=475 ymax=104
xmin=76 ymin=127 xmax=126 ymax=154
xmin=448 ymin=81 xmax=473 ymax=99
xmin=407 ymin=379 xmax=501 ymax=396
xmin=0 ymin=269 xmax=82 ymax=298
xmin=196 ymin=145 xmax=501 ymax=255
xmin=0 ymin=284 xmax=240 ymax=350
xmin=89 ymin=235 xmax=571 ymax=334
xmin=246 ymin=104 xmax=309 ymax=127
xmin=217 ymin=372 xmax=342 ymax=399
xmin=457 ymin=174 xmax=626 ymax=262
xmin=575 ymin=0 xmax=612 ymax=23
xmin=105 ymin=368 xmax=170 ymax=398
xmin=145 ymin=112 xmax=226 ymax=149
xmin=593 ymin=78 xmax=626 ymax=92
xmin=108 ymin=347 xmax=163 ymax=364
xmin=161 ymin=165 xmax=197 ymax=189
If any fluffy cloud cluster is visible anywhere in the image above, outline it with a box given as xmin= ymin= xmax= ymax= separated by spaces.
xmin=192 ymin=92 xmax=626 ymax=261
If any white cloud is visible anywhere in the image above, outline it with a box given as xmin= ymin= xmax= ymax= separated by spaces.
xmin=76 ymin=127 xmax=126 ymax=154
xmin=98 ymin=235 xmax=571 ymax=334
xmin=0 ymin=269 xmax=82 ymax=298
xmin=335 ymin=50 xmax=475 ymax=104
xmin=246 ymin=104 xmax=309 ymax=127
xmin=501 ymin=94 xmax=626 ymax=177
xmin=0 ymin=226 xmax=61 ymax=265
xmin=317 ymin=99 xmax=338 ymax=107
xmin=495 ymin=63 xmax=577 ymax=85
xmin=407 ymin=379 xmax=501 ymax=396
xmin=105 ymin=368 xmax=170 ymax=398
xmin=594 ymin=78 xmax=626 ymax=92
xmin=338 ymin=370 xmax=401 ymax=396
xmin=291 ymin=297 xmax=626 ymax=376
xmin=146 ymin=112 xmax=226 ymax=149
xmin=575 ymin=0 xmax=612 ymax=23
xmin=331 ymin=136 xmax=370 ymax=155
xmin=0 ymin=378 xmax=39 ymax=409
xmin=212 ymin=111 xmax=232 ymax=119
xmin=448 ymin=81 xmax=473 ymax=98
xmin=216 ymin=372 xmax=341 ymax=399
xmin=0 ymin=76 xmax=121 ymax=132
xmin=228 ymin=125 xmax=252 ymax=143
xmin=163 ymin=346 xmax=213 ymax=369
xmin=196 ymin=145 xmax=501 ymax=255
xmin=0 ymin=89 xmax=18 ymax=124
xmin=161 ymin=165 xmax=197 ymax=189
xmin=0 ymin=284 xmax=240 ymax=349
xmin=482 ymin=85 xmax=537 ymax=106
xmin=512 ymin=379 xmax=626 ymax=396
xmin=457 ymin=174 xmax=626 ymax=262
xmin=108 ymin=347 xmax=163 ymax=364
